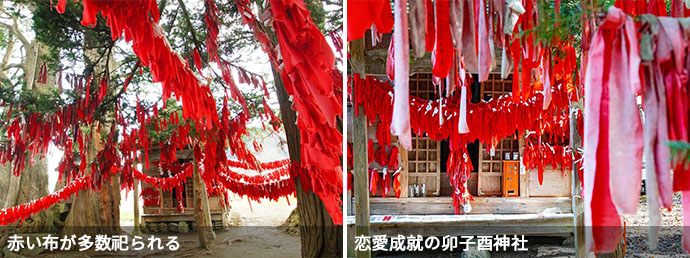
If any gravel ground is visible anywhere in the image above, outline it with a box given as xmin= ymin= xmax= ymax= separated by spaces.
xmin=624 ymin=193 xmax=688 ymax=257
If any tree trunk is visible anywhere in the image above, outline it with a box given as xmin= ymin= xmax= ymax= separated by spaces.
xmin=62 ymin=33 xmax=121 ymax=237
xmin=62 ymin=122 xmax=121 ymax=237
xmin=272 ymin=66 xmax=343 ymax=257
xmin=1 ymin=40 xmax=52 ymax=214
xmin=0 ymin=40 xmax=57 ymax=250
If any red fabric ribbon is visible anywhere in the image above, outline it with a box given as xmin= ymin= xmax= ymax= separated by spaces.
xmin=346 ymin=0 xmax=394 ymax=41
xmin=0 ymin=176 xmax=90 ymax=225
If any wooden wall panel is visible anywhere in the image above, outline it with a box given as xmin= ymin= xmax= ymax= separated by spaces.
xmin=528 ymin=168 xmax=572 ymax=197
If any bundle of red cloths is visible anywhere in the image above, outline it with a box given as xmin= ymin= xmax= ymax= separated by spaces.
xmin=226 ymin=159 xmax=290 ymax=171
xmin=446 ymin=147 xmax=474 ymax=214
xmin=1 ymin=74 xmax=108 ymax=181
xmin=0 ymin=176 xmax=90 ymax=225
xmin=59 ymin=0 xmax=220 ymax=130
xmin=522 ymin=142 xmax=574 ymax=185
xmin=132 ymin=164 xmax=193 ymax=191
xmin=346 ymin=0 xmax=393 ymax=41
xmin=268 ymin=0 xmax=344 ymax=224
xmin=583 ymin=5 xmax=690 ymax=253
xmin=218 ymin=170 xmax=295 ymax=202
xmin=53 ymin=0 xmax=253 ymax=194
xmin=141 ymin=187 xmax=161 ymax=207
xmin=368 ymin=144 xmax=400 ymax=198
xmin=221 ymin=162 xmax=291 ymax=186
xmin=351 ymin=75 xmax=569 ymax=152
xmin=582 ymin=6 xmax=679 ymax=253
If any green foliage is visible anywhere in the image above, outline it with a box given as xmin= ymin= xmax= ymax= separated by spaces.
xmin=32 ymin=0 xmax=115 ymax=75
xmin=530 ymin=0 xmax=584 ymax=48
xmin=32 ymin=0 xmax=85 ymax=67
xmin=146 ymin=98 xmax=187 ymax=143
xmin=668 ymin=141 xmax=690 ymax=166
xmin=0 ymin=84 xmax=66 ymax=115
xmin=0 ymin=30 xmax=8 ymax=49
xmin=304 ymin=0 xmax=326 ymax=31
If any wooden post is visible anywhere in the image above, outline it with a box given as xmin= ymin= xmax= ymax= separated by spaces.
xmin=570 ymin=103 xmax=586 ymax=258
xmin=399 ymin=143 xmax=409 ymax=198
xmin=192 ymin=153 xmax=210 ymax=249
xmin=200 ymin=180 xmax=216 ymax=239
xmin=133 ymin=178 xmax=142 ymax=236
xmin=351 ymin=38 xmax=371 ymax=258
xmin=519 ymin=136 xmax=529 ymax=198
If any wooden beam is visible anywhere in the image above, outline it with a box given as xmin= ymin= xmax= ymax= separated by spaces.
xmin=351 ymin=37 xmax=371 ymax=258
xmin=368 ymin=197 xmax=572 ymax=215
xmin=364 ymin=49 xmax=433 ymax=76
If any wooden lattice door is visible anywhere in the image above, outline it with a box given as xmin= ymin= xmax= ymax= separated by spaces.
xmin=407 ymin=73 xmax=442 ymax=196
xmin=477 ymin=73 xmax=518 ymax=196
xmin=408 ymin=135 xmax=441 ymax=196
xmin=478 ymin=138 xmax=519 ymax=196
xmin=185 ymin=182 xmax=195 ymax=209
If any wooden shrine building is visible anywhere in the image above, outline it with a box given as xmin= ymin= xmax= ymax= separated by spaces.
xmin=137 ymin=147 xmax=231 ymax=231
xmin=347 ymin=34 xmax=585 ymax=256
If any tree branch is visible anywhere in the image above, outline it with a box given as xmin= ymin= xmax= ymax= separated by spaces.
xmin=0 ymin=16 xmax=31 ymax=53
xmin=1 ymin=33 xmax=14 ymax=70
xmin=92 ymin=60 xmax=141 ymax=121
xmin=2 ymin=63 xmax=22 ymax=71
xmin=176 ymin=0 xmax=202 ymax=49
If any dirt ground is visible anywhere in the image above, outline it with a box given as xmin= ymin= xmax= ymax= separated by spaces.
xmin=27 ymin=196 xmax=299 ymax=257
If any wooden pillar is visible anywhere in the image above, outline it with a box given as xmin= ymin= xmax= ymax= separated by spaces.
xmin=200 ymin=180 xmax=216 ymax=239
xmin=351 ymin=38 xmax=370 ymax=258
xmin=399 ymin=143 xmax=409 ymax=198
xmin=192 ymin=154 xmax=210 ymax=249
xmin=570 ymin=103 xmax=585 ymax=258
xmin=133 ymin=178 xmax=142 ymax=236
xmin=158 ymin=180 xmax=163 ymax=214
xmin=519 ymin=136 xmax=529 ymax=198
